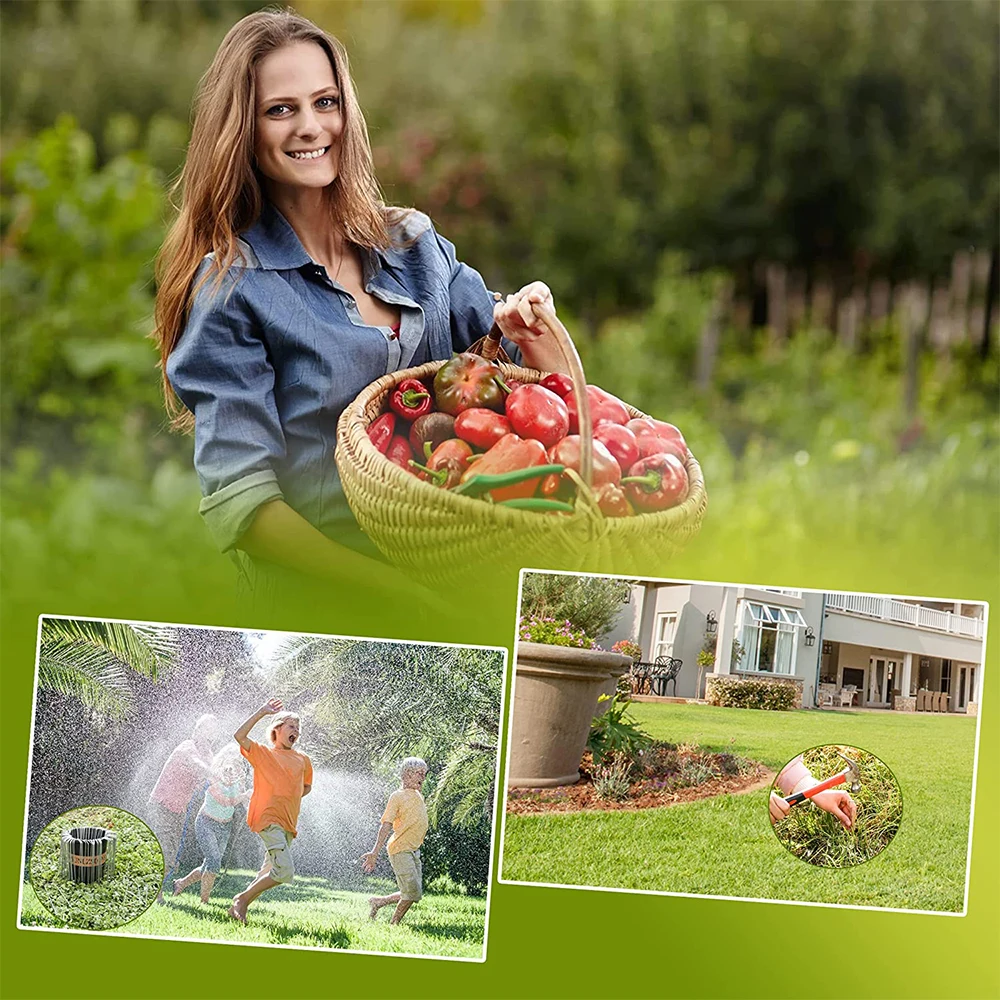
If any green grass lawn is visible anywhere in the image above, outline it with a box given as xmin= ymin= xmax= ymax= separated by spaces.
xmin=500 ymin=703 xmax=978 ymax=912
xmin=19 ymin=871 xmax=487 ymax=959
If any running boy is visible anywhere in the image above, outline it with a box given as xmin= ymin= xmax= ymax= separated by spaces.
xmin=228 ymin=698 xmax=312 ymax=924
xmin=363 ymin=757 xmax=429 ymax=925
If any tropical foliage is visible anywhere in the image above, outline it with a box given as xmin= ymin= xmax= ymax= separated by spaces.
xmin=37 ymin=617 xmax=177 ymax=718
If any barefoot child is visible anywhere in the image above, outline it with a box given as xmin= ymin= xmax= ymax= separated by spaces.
xmin=363 ymin=757 xmax=428 ymax=925
xmin=228 ymin=698 xmax=312 ymax=924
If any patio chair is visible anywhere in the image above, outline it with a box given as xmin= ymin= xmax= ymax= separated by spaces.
xmin=630 ymin=661 xmax=652 ymax=696
xmin=916 ymin=689 xmax=927 ymax=711
xmin=838 ymin=685 xmax=857 ymax=708
xmin=652 ymin=655 xmax=683 ymax=697
xmin=818 ymin=684 xmax=837 ymax=708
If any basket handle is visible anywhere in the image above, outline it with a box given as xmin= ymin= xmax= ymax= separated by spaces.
xmin=480 ymin=298 xmax=594 ymax=488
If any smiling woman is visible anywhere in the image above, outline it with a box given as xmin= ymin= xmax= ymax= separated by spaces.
xmin=152 ymin=9 xmax=570 ymax=603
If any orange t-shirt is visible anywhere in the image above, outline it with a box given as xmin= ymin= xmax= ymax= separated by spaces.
xmin=240 ymin=740 xmax=312 ymax=837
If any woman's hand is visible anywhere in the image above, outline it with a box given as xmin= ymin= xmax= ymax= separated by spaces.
xmin=769 ymin=791 xmax=791 ymax=825
xmin=810 ymin=789 xmax=857 ymax=829
xmin=493 ymin=282 xmax=570 ymax=374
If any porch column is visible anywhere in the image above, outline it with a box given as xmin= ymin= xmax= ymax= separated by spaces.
xmin=894 ymin=653 xmax=917 ymax=711
xmin=899 ymin=653 xmax=913 ymax=696
xmin=715 ymin=588 xmax=736 ymax=675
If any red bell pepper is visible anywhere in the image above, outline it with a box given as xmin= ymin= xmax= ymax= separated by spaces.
xmin=565 ymin=385 xmax=630 ymax=433
xmin=454 ymin=408 xmax=512 ymax=451
xmin=367 ymin=412 xmax=397 ymax=454
xmin=390 ymin=378 xmax=433 ymax=421
xmin=433 ymin=353 xmax=505 ymax=415
xmin=409 ymin=438 xmax=474 ymax=489
xmin=456 ymin=433 xmax=550 ymax=502
xmin=385 ymin=435 xmax=414 ymax=470
xmin=505 ymin=384 xmax=570 ymax=448
xmin=621 ymin=453 xmax=689 ymax=511
xmin=541 ymin=436 xmax=621 ymax=499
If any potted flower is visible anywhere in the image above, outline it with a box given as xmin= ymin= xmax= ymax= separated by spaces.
xmin=509 ymin=617 xmax=633 ymax=788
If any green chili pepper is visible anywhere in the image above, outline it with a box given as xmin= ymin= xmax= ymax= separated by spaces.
xmin=497 ymin=498 xmax=576 ymax=513
xmin=452 ymin=463 xmax=565 ymax=498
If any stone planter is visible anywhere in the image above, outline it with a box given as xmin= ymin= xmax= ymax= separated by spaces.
xmin=507 ymin=642 xmax=632 ymax=788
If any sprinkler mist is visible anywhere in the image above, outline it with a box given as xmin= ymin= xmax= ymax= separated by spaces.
xmin=60 ymin=826 xmax=117 ymax=884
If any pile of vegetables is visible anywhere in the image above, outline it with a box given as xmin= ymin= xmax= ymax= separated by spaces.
xmin=365 ymin=353 xmax=691 ymax=516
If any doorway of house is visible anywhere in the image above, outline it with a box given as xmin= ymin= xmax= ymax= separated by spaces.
xmin=841 ymin=667 xmax=864 ymax=706
xmin=867 ymin=657 xmax=898 ymax=707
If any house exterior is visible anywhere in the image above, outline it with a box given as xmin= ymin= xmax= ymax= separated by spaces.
xmin=605 ymin=581 xmax=985 ymax=712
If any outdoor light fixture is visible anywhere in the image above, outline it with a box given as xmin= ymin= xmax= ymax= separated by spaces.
xmin=804 ymin=627 xmax=816 ymax=647
xmin=706 ymin=611 xmax=718 ymax=634
xmin=822 ymin=640 xmax=832 ymax=654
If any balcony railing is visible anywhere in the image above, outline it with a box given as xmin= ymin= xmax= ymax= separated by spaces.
xmin=825 ymin=593 xmax=984 ymax=639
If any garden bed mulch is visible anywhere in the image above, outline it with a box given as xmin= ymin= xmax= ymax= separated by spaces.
xmin=507 ymin=746 xmax=774 ymax=815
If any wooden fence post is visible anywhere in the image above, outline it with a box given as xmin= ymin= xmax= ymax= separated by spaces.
xmin=696 ymin=276 xmax=733 ymax=392
xmin=766 ymin=262 xmax=787 ymax=342
xmin=899 ymin=283 xmax=929 ymax=419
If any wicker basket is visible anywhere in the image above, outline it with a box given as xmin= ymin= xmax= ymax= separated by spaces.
xmin=335 ymin=305 xmax=707 ymax=586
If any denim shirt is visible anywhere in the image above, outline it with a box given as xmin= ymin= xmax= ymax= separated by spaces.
xmin=167 ymin=202 xmax=520 ymax=552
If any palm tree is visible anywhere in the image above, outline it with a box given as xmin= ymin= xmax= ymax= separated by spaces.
xmin=261 ymin=636 xmax=504 ymax=829
xmin=38 ymin=617 xmax=178 ymax=719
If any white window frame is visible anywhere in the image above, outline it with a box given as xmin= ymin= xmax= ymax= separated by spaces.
xmin=653 ymin=612 xmax=679 ymax=660
xmin=735 ymin=601 xmax=806 ymax=675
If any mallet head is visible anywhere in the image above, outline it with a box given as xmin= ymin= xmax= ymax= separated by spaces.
xmin=836 ymin=751 xmax=862 ymax=793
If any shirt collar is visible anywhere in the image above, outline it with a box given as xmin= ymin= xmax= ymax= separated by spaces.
xmin=241 ymin=200 xmax=395 ymax=276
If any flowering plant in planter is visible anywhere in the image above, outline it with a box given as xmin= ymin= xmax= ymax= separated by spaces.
xmin=611 ymin=639 xmax=643 ymax=661
xmin=518 ymin=616 xmax=601 ymax=650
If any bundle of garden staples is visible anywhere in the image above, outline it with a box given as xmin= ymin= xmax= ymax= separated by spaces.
xmin=336 ymin=304 xmax=707 ymax=586
xmin=59 ymin=825 xmax=117 ymax=884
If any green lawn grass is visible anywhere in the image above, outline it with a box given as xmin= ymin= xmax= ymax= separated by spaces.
xmin=500 ymin=704 xmax=978 ymax=912
xmin=19 ymin=871 xmax=487 ymax=959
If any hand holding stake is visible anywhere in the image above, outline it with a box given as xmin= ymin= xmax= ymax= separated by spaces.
xmin=784 ymin=751 xmax=861 ymax=806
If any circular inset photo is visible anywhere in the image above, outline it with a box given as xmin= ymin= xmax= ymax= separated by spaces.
xmin=29 ymin=806 xmax=164 ymax=930
xmin=768 ymin=745 xmax=902 ymax=868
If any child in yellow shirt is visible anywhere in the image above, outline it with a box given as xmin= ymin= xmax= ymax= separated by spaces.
xmin=362 ymin=757 xmax=428 ymax=925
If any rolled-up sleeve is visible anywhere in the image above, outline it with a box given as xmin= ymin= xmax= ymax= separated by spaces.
xmin=166 ymin=266 xmax=285 ymax=552
xmin=433 ymin=230 xmax=523 ymax=366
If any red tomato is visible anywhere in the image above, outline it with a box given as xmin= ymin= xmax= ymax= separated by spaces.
xmin=505 ymin=384 xmax=570 ymax=449
xmin=565 ymin=386 xmax=630 ymax=433
xmin=539 ymin=372 xmax=575 ymax=398
xmin=594 ymin=422 xmax=641 ymax=473
xmin=541 ymin=436 xmax=621 ymax=498
xmin=454 ymin=408 xmax=512 ymax=451
xmin=626 ymin=418 xmax=687 ymax=452
xmin=634 ymin=431 xmax=687 ymax=462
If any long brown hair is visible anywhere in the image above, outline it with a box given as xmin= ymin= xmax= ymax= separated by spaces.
xmin=154 ymin=8 xmax=390 ymax=432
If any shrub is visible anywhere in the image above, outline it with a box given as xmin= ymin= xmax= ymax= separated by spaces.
xmin=705 ymin=676 xmax=798 ymax=711
xmin=593 ymin=757 xmax=633 ymax=802
xmin=518 ymin=615 xmax=601 ymax=649
xmin=587 ymin=694 xmax=653 ymax=768
xmin=673 ymin=760 xmax=716 ymax=788
xmin=519 ymin=573 xmax=632 ymax=642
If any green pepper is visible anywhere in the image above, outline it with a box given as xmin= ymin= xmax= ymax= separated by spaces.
xmin=497 ymin=498 xmax=576 ymax=513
